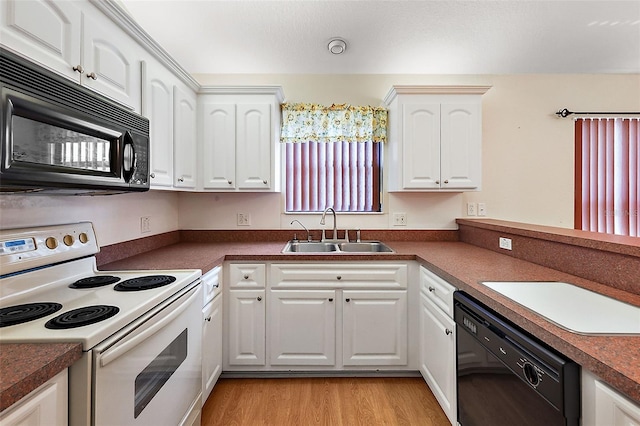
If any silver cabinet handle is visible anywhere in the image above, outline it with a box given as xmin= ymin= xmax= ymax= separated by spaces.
xmin=257 ymin=296 xmax=262 ymax=301
xmin=86 ymin=72 xmax=97 ymax=80
xmin=428 ymin=286 xmax=435 ymax=292
xmin=178 ymin=177 xmax=184 ymax=182
xmin=445 ymin=329 xmax=453 ymax=335
xmin=444 ymin=180 xmax=449 ymax=184
xmin=205 ymin=316 xmax=212 ymax=322
xmin=243 ymin=274 xmax=249 ymax=280
xmin=73 ymin=65 xmax=84 ymax=74
xmin=228 ymin=180 xmax=233 ymax=185
xmin=150 ymin=173 xmax=156 ymax=179
xmin=263 ymin=180 xmax=267 ymax=184
xmin=435 ymin=180 xmax=440 ymax=185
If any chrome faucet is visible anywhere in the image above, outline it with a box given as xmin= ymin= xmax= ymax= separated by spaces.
xmin=320 ymin=207 xmax=337 ymax=241
xmin=290 ymin=220 xmax=311 ymax=241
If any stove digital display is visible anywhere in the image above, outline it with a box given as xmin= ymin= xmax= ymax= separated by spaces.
xmin=0 ymin=238 xmax=36 ymax=254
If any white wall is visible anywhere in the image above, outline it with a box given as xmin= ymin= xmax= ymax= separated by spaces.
xmin=184 ymin=73 xmax=640 ymax=231
xmin=2 ymin=73 xmax=638 ymax=242
xmin=0 ymin=190 xmax=179 ymax=246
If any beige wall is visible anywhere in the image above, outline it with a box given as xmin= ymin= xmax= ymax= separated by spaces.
xmin=2 ymin=73 xmax=639 ymax=243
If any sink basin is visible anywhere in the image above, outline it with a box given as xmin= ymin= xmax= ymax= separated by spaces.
xmin=281 ymin=240 xmax=394 ymax=254
xmin=482 ymin=281 xmax=640 ymax=334
xmin=282 ymin=241 xmax=338 ymax=253
xmin=338 ymin=242 xmax=394 ymax=253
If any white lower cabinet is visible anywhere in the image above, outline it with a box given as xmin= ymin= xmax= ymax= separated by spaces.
xmin=419 ymin=266 xmax=457 ymax=425
xmin=269 ymin=290 xmax=336 ymax=366
xmin=582 ymin=370 xmax=640 ymax=426
xmin=226 ymin=262 xmax=409 ymax=371
xmin=201 ymin=293 xmax=222 ymax=404
xmin=342 ymin=290 xmax=407 ymax=366
xmin=0 ymin=370 xmax=68 ymax=426
xmin=226 ymin=264 xmax=266 ymax=367
xmin=227 ymin=288 xmax=265 ymax=366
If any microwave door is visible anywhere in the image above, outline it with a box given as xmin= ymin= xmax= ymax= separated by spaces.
xmin=2 ymin=88 xmax=127 ymax=189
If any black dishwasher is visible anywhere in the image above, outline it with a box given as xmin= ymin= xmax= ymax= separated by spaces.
xmin=454 ymin=291 xmax=580 ymax=426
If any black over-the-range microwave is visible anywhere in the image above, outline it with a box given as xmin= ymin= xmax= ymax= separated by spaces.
xmin=0 ymin=47 xmax=150 ymax=194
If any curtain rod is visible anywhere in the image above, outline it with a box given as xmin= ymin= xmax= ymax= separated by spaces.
xmin=556 ymin=108 xmax=640 ymax=118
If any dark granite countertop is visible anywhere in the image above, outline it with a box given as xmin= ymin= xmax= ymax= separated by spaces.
xmin=4 ymin=230 xmax=638 ymax=412
xmin=99 ymin=239 xmax=640 ymax=404
xmin=0 ymin=343 xmax=82 ymax=412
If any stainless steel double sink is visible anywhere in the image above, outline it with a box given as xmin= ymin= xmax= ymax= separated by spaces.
xmin=282 ymin=240 xmax=394 ymax=253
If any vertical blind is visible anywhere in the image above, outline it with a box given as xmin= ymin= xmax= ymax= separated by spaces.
xmin=575 ymin=118 xmax=639 ymax=236
xmin=285 ymin=141 xmax=381 ymax=212
xmin=282 ymin=103 xmax=385 ymax=213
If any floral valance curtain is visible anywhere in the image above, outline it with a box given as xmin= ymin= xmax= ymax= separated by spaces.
xmin=280 ymin=103 xmax=387 ymax=143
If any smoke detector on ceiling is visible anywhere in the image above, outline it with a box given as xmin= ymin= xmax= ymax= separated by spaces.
xmin=328 ymin=39 xmax=347 ymax=55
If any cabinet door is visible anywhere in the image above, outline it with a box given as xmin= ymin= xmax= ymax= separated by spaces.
xmin=440 ymin=102 xmax=481 ymax=189
xmin=228 ymin=289 xmax=265 ymax=366
xmin=342 ymin=290 xmax=407 ymax=366
xmin=420 ymin=293 xmax=456 ymax=425
xmin=0 ymin=0 xmax=81 ymax=82
xmin=269 ymin=290 xmax=336 ymax=366
xmin=236 ymin=103 xmax=271 ymax=189
xmin=202 ymin=294 xmax=222 ymax=406
xmin=0 ymin=370 xmax=68 ymax=426
xmin=174 ymin=85 xmax=197 ymax=189
xmin=402 ymin=103 xmax=441 ymax=189
xmin=201 ymin=103 xmax=236 ymax=189
xmin=143 ymin=61 xmax=174 ymax=188
xmin=81 ymin=10 xmax=140 ymax=111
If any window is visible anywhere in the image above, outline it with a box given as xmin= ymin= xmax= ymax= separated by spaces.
xmin=575 ymin=118 xmax=639 ymax=236
xmin=281 ymin=103 xmax=386 ymax=212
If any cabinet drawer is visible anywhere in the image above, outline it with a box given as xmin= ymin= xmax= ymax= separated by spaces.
xmin=229 ymin=264 xmax=266 ymax=288
xmin=270 ymin=263 xmax=408 ymax=289
xmin=420 ymin=266 xmax=456 ymax=317
xmin=202 ymin=266 xmax=221 ymax=306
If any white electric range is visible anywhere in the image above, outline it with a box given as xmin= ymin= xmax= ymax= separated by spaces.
xmin=0 ymin=222 xmax=203 ymax=426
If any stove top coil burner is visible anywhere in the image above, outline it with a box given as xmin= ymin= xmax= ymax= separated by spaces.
xmin=45 ymin=305 xmax=120 ymax=329
xmin=114 ymin=275 xmax=176 ymax=292
xmin=0 ymin=302 xmax=63 ymax=327
xmin=69 ymin=275 xmax=121 ymax=289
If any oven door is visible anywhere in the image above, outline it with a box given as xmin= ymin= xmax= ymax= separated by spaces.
xmin=92 ymin=283 xmax=202 ymax=426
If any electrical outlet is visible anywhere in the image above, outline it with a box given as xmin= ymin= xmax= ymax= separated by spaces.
xmin=237 ymin=213 xmax=251 ymax=226
xmin=499 ymin=237 xmax=512 ymax=250
xmin=140 ymin=216 xmax=151 ymax=233
xmin=478 ymin=202 xmax=487 ymax=216
xmin=467 ymin=202 xmax=477 ymax=216
xmin=392 ymin=212 xmax=407 ymax=226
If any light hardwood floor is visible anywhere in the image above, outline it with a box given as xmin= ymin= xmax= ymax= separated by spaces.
xmin=202 ymin=377 xmax=450 ymax=425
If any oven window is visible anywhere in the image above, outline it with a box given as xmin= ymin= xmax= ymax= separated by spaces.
xmin=12 ymin=116 xmax=112 ymax=172
xmin=134 ymin=329 xmax=188 ymax=418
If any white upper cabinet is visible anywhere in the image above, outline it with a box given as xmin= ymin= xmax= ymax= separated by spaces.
xmin=0 ymin=0 xmax=81 ymax=80
xmin=198 ymin=87 xmax=285 ymax=192
xmin=173 ymin=84 xmax=197 ymax=189
xmin=1 ymin=0 xmax=141 ymax=111
xmin=384 ymin=86 xmax=490 ymax=192
xmin=142 ymin=59 xmax=198 ymax=190
xmin=143 ymin=60 xmax=174 ymax=188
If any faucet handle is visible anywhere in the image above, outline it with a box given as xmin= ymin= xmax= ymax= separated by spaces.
xmin=292 ymin=233 xmax=298 ymax=242
xmin=356 ymin=229 xmax=361 ymax=243
xmin=344 ymin=229 xmax=350 ymax=242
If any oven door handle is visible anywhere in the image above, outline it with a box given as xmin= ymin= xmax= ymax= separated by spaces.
xmin=99 ymin=286 xmax=199 ymax=368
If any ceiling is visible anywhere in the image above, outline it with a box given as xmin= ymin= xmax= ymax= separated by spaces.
xmin=119 ymin=0 xmax=640 ymax=75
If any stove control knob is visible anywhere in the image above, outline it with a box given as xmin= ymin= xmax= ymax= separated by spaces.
xmin=523 ymin=362 xmax=539 ymax=387
xmin=45 ymin=237 xmax=58 ymax=250
xmin=79 ymin=233 xmax=89 ymax=244
xmin=63 ymin=235 xmax=74 ymax=246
